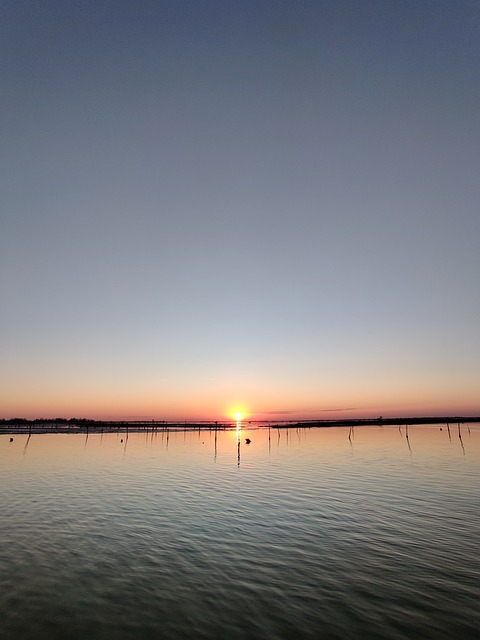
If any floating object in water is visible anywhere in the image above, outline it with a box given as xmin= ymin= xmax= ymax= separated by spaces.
xmin=120 ymin=439 xmax=123 ymax=443
xmin=9 ymin=437 xmax=13 ymax=442
xmin=245 ymin=438 xmax=251 ymax=444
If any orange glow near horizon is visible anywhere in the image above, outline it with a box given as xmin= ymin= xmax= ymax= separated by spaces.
xmin=0 ymin=349 xmax=478 ymax=423
xmin=1 ymin=380 xmax=480 ymax=422
xmin=2 ymin=399 xmax=480 ymax=422
xmin=227 ymin=405 xmax=248 ymax=423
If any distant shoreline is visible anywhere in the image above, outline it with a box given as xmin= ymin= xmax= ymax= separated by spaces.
xmin=1 ymin=416 xmax=479 ymax=434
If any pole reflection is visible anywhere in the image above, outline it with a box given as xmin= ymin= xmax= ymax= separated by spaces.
xmin=236 ymin=421 xmax=241 ymax=468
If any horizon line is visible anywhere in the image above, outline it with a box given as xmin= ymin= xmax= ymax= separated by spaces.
xmin=2 ymin=414 xmax=480 ymax=426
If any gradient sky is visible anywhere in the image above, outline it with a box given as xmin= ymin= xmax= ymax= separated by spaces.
xmin=1 ymin=0 xmax=479 ymax=420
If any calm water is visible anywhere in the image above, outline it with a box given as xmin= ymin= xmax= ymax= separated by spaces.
xmin=1 ymin=425 xmax=479 ymax=639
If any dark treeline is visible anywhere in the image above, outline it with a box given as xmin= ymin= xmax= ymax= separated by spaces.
xmin=298 ymin=416 xmax=480 ymax=428
xmin=0 ymin=417 xmax=96 ymax=424
xmin=1 ymin=415 xmax=480 ymax=433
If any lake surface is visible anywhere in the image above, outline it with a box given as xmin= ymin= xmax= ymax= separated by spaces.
xmin=1 ymin=424 xmax=479 ymax=639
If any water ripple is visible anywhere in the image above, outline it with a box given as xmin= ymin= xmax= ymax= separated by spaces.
xmin=1 ymin=426 xmax=479 ymax=639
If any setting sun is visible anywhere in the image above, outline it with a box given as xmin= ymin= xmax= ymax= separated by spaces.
xmin=229 ymin=406 xmax=247 ymax=422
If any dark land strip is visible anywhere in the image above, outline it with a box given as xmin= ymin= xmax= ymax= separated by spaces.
xmin=1 ymin=416 xmax=479 ymax=434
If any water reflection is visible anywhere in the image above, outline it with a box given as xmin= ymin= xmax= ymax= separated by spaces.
xmin=458 ymin=423 xmax=465 ymax=455
xmin=123 ymin=432 xmax=129 ymax=458
xmin=2 ymin=424 xmax=479 ymax=640
xmin=13 ymin=423 xmax=478 ymax=466
xmin=23 ymin=433 xmax=31 ymax=456
xmin=405 ymin=424 xmax=412 ymax=455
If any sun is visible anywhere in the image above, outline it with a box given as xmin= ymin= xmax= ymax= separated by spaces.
xmin=229 ymin=406 xmax=247 ymax=422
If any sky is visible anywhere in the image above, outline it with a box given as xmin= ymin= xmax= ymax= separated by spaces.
xmin=1 ymin=0 xmax=479 ymax=421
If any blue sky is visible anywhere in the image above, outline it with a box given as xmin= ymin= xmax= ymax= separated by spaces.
xmin=1 ymin=1 xmax=479 ymax=419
